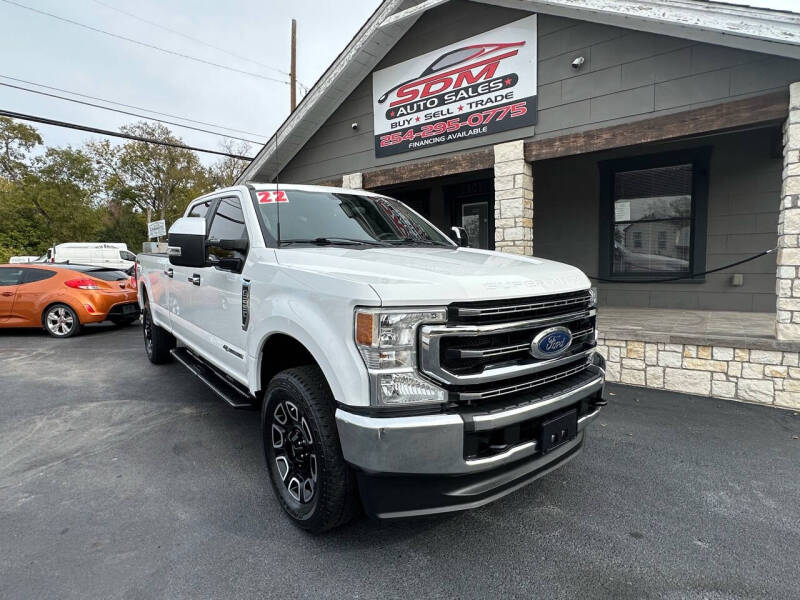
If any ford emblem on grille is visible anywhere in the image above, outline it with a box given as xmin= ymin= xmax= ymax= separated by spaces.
xmin=530 ymin=326 xmax=572 ymax=359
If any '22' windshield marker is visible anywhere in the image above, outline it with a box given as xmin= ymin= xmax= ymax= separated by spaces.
xmin=257 ymin=191 xmax=289 ymax=204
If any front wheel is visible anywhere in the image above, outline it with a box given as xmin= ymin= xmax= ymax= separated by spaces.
xmin=43 ymin=304 xmax=80 ymax=338
xmin=262 ymin=366 xmax=360 ymax=533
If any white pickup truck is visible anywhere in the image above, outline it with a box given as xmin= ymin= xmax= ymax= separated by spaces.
xmin=136 ymin=184 xmax=606 ymax=532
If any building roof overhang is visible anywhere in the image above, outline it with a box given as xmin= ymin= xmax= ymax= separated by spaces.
xmin=237 ymin=0 xmax=800 ymax=184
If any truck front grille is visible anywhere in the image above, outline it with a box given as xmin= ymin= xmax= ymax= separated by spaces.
xmin=419 ymin=292 xmax=597 ymax=403
xmin=448 ymin=290 xmax=593 ymax=324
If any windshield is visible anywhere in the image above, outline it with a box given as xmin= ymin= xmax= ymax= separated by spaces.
xmin=253 ymin=190 xmax=454 ymax=247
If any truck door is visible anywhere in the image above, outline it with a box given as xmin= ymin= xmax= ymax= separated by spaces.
xmin=0 ymin=267 xmax=23 ymax=323
xmin=168 ymin=199 xmax=213 ymax=349
xmin=195 ymin=195 xmax=250 ymax=379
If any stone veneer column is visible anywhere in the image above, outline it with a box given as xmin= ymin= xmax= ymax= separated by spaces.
xmin=493 ymin=140 xmax=533 ymax=255
xmin=777 ymin=82 xmax=800 ymax=340
xmin=341 ymin=172 xmax=363 ymax=190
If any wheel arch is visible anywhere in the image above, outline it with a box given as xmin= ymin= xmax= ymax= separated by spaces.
xmin=40 ymin=299 xmax=82 ymax=326
xmin=257 ymin=333 xmax=334 ymax=403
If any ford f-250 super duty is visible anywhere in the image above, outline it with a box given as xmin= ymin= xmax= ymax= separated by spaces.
xmin=136 ymin=184 xmax=606 ymax=532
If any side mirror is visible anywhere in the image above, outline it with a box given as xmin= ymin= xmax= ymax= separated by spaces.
xmin=211 ymin=238 xmax=249 ymax=253
xmin=450 ymin=226 xmax=470 ymax=247
xmin=167 ymin=217 xmax=207 ymax=268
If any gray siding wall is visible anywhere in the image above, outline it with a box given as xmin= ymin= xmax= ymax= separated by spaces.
xmin=533 ymin=128 xmax=780 ymax=313
xmin=278 ymin=0 xmax=800 ymax=184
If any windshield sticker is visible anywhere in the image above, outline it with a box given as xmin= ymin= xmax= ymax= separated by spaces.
xmin=257 ymin=191 xmax=289 ymax=204
xmin=376 ymin=198 xmax=427 ymax=240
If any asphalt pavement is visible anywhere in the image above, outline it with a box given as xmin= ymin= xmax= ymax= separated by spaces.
xmin=1 ymin=323 xmax=799 ymax=599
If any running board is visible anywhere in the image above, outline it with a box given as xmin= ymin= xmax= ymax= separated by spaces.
xmin=171 ymin=347 xmax=254 ymax=409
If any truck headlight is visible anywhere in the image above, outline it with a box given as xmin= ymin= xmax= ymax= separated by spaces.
xmin=588 ymin=286 xmax=598 ymax=307
xmin=355 ymin=307 xmax=447 ymax=406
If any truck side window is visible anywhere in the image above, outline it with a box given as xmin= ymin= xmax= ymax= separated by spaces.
xmin=207 ymin=197 xmax=248 ymax=261
xmin=188 ymin=200 xmax=211 ymax=219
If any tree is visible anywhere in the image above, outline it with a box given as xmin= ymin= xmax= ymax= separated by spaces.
xmin=206 ymin=140 xmax=252 ymax=187
xmin=0 ymin=116 xmax=41 ymax=181
xmin=0 ymin=117 xmax=228 ymax=262
xmin=90 ymin=122 xmax=213 ymax=227
xmin=0 ymin=147 xmax=104 ymax=261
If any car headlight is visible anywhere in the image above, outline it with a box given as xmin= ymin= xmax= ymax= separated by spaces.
xmin=355 ymin=307 xmax=447 ymax=406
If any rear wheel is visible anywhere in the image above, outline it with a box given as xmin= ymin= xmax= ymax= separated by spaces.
xmin=142 ymin=304 xmax=175 ymax=364
xmin=263 ymin=366 xmax=360 ymax=533
xmin=43 ymin=304 xmax=80 ymax=338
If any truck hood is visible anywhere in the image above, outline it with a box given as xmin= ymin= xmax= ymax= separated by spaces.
xmin=275 ymin=246 xmax=590 ymax=305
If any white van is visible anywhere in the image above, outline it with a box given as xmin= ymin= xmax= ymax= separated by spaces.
xmin=45 ymin=243 xmax=136 ymax=271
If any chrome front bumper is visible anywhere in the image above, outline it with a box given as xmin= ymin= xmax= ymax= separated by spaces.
xmin=335 ymin=367 xmax=604 ymax=476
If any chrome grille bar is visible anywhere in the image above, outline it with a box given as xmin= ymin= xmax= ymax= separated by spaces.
xmin=454 ymin=326 xmax=595 ymax=359
xmin=459 ymin=343 xmax=531 ymax=359
xmin=456 ymin=293 xmax=591 ymax=318
xmin=419 ymin=308 xmax=596 ymax=386
xmin=456 ymin=360 xmax=592 ymax=402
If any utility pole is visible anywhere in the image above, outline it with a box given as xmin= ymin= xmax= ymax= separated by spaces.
xmin=290 ymin=19 xmax=297 ymax=112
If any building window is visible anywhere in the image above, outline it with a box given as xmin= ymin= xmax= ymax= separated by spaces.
xmin=657 ymin=230 xmax=667 ymax=252
xmin=599 ymin=149 xmax=710 ymax=281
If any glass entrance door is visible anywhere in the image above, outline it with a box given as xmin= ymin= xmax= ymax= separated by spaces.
xmin=445 ymin=179 xmax=494 ymax=250
xmin=460 ymin=201 xmax=490 ymax=249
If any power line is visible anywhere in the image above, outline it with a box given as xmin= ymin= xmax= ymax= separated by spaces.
xmin=0 ymin=74 xmax=269 ymax=138
xmin=0 ymin=0 xmax=290 ymax=85
xmin=0 ymin=108 xmax=255 ymax=160
xmin=0 ymin=80 xmax=264 ymax=145
xmin=88 ymin=0 xmax=292 ymax=79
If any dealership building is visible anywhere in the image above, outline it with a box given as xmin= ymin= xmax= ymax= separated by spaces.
xmin=238 ymin=0 xmax=800 ymax=408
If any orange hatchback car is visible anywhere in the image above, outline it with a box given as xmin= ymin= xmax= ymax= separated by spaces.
xmin=0 ymin=263 xmax=139 ymax=338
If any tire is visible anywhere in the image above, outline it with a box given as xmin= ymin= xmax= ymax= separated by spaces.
xmin=142 ymin=304 xmax=175 ymax=364
xmin=42 ymin=303 xmax=81 ymax=338
xmin=262 ymin=366 xmax=360 ymax=533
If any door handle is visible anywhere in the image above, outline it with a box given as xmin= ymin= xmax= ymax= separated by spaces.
xmin=1 ymin=291 xmax=13 ymax=297
xmin=164 ymin=268 xmax=173 ymax=278
xmin=188 ymin=274 xmax=201 ymax=286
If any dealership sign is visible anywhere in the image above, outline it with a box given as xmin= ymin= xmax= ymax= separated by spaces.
xmin=372 ymin=15 xmax=537 ymax=158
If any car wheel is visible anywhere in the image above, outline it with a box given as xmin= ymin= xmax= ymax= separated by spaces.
xmin=142 ymin=304 xmax=175 ymax=364
xmin=263 ymin=366 xmax=360 ymax=533
xmin=43 ymin=304 xmax=81 ymax=338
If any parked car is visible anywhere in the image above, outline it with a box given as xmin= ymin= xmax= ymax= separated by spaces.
xmin=136 ymin=184 xmax=606 ymax=532
xmin=0 ymin=263 xmax=139 ymax=338
xmin=8 ymin=256 xmax=40 ymax=264
xmin=43 ymin=243 xmax=136 ymax=271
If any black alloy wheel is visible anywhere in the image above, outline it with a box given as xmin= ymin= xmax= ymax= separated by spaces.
xmin=143 ymin=307 xmax=154 ymax=358
xmin=270 ymin=397 xmax=318 ymax=506
xmin=142 ymin=304 xmax=174 ymax=364
xmin=262 ymin=366 xmax=360 ymax=532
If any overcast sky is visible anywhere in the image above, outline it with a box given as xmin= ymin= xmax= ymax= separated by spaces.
xmin=0 ymin=0 xmax=796 ymax=165
xmin=0 ymin=0 xmax=382 ymax=163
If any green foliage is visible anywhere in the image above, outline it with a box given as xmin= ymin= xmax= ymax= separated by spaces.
xmin=0 ymin=116 xmax=42 ymax=180
xmin=89 ymin=122 xmax=216 ymax=225
xmin=0 ymin=147 xmax=104 ymax=262
xmin=0 ymin=118 xmax=243 ymax=262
